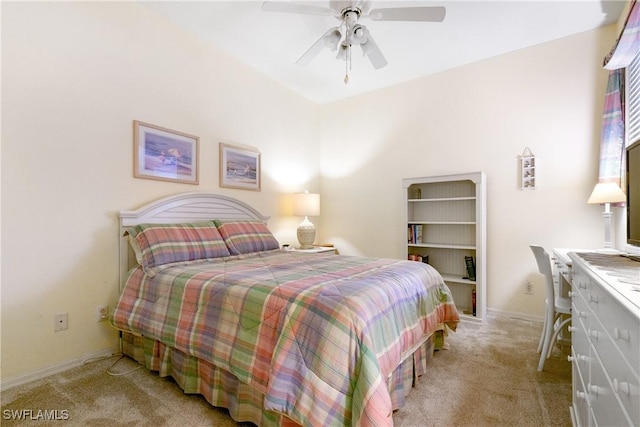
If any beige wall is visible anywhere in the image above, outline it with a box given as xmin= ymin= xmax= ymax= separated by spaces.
xmin=319 ymin=25 xmax=618 ymax=317
xmin=1 ymin=2 xmax=319 ymax=381
xmin=1 ymin=1 xmax=620 ymax=382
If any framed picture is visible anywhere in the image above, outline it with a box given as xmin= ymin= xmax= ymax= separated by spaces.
xmin=133 ymin=120 xmax=199 ymax=184
xmin=219 ymin=143 xmax=261 ymax=191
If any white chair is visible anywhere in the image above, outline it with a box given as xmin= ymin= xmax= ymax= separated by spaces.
xmin=530 ymin=245 xmax=572 ymax=371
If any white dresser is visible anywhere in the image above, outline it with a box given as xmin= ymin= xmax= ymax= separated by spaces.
xmin=568 ymin=252 xmax=640 ymax=427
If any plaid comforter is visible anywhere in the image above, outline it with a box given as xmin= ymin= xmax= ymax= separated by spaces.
xmin=113 ymin=250 xmax=459 ymax=426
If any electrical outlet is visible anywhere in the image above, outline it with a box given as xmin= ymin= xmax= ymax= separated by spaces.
xmin=525 ymin=281 xmax=534 ymax=295
xmin=97 ymin=305 xmax=109 ymax=322
xmin=54 ymin=313 xmax=68 ymax=332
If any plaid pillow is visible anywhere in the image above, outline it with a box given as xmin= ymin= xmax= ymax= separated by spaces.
xmin=213 ymin=220 xmax=279 ymax=255
xmin=127 ymin=221 xmax=230 ymax=275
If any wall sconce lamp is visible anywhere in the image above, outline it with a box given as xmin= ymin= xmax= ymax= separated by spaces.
xmin=293 ymin=190 xmax=320 ymax=249
xmin=587 ymin=182 xmax=626 ymax=250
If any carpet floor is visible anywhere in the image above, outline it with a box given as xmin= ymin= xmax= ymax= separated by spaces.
xmin=1 ymin=314 xmax=571 ymax=426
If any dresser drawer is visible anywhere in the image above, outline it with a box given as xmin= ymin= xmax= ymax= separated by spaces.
xmin=571 ymin=302 xmax=590 ymax=365
xmin=589 ymin=315 xmax=640 ymax=423
xmin=571 ymin=347 xmax=590 ymax=427
xmin=571 ymin=267 xmax=591 ymax=296
xmin=589 ymin=349 xmax=634 ymax=427
xmin=586 ymin=283 xmax=640 ymax=377
xmin=571 ymin=290 xmax=590 ymax=325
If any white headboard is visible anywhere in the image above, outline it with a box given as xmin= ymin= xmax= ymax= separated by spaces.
xmin=119 ymin=192 xmax=270 ymax=287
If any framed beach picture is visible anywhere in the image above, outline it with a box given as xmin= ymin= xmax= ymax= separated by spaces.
xmin=133 ymin=120 xmax=199 ymax=185
xmin=219 ymin=143 xmax=261 ymax=191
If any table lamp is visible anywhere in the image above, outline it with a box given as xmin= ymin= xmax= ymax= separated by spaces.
xmin=293 ymin=190 xmax=320 ymax=249
xmin=587 ymin=182 xmax=626 ymax=249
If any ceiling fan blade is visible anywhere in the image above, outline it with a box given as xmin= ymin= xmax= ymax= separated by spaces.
xmin=296 ymin=27 xmax=342 ymax=66
xmin=359 ymin=30 xmax=387 ymax=69
xmin=261 ymin=1 xmax=335 ymax=16
xmin=368 ymin=6 xmax=446 ymax=22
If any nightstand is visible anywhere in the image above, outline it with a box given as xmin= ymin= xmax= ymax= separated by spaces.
xmin=287 ymin=246 xmax=337 ymax=254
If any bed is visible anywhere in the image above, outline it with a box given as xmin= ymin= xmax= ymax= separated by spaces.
xmin=112 ymin=192 xmax=459 ymax=427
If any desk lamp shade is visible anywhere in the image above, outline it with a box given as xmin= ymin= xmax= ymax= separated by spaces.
xmin=293 ymin=191 xmax=320 ymax=249
xmin=587 ymin=182 xmax=626 ymax=249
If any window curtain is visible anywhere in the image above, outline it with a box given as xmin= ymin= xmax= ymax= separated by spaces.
xmin=598 ymin=69 xmax=625 ymax=183
xmin=598 ymin=0 xmax=640 ymax=185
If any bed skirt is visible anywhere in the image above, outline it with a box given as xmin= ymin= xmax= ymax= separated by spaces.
xmin=121 ymin=329 xmax=445 ymax=426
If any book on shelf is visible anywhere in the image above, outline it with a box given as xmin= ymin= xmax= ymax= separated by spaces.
xmin=472 ymin=288 xmax=476 ymax=316
xmin=408 ymin=254 xmax=429 ymax=264
xmin=407 ymin=224 xmax=423 ymax=244
xmin=464 ymin=256 xmax=476 ymax=281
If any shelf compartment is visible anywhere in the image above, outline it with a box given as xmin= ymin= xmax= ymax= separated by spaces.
xmin=407 ymin=223 xmax=476 ymax=247
xmin=408 ymin=221 xmax=476 ymax=225
xmin=408 ymin=199 xmax=476 ymax=223
xmin=408 ymin=243 xmax=476 ymax=250
xmin=447 ymin=282 xmax=477 ymax=318
xmin=408 ymin=196 xmax=476 ymax=202
xmin=407 ymin=248 xmax=476 ymax=280
xmin=441 ymin=273 xmax=476 ymax=285
xmin=408 ymin=181 xmax=476 ymax=199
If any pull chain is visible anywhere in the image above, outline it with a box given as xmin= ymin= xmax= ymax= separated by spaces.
xmin=344 ymin=45 xmax=351 ymax=84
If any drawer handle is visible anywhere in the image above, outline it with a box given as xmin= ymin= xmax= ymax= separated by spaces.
xmin=613 ymin=379 xmax=631 ymax=395
xmin=588 ymin=293 xmax=598 ymax=303
xmin=576 ymin=310 xmax=586 ymax=318
xmin=570 ymin=303 xmax=587 ymax=319
xmin=589 ymin=330 xmax=599 ymax=339
xmin=578 ymin=282 xmax=587 ymax=289
xmin=568 ymin=291 xmax=575 ymax=298
xmin=614 ymin=327 xmax=631 ymax=341
xmin=589 ymin=384 xmax=599 ymax=395
xmin=568 ymin=326 xmax=577 ymax=332
xmin=577 ymin=391 xmax=587 ymax=400
xmin=567 ymin=354 xmax=587 ymax=363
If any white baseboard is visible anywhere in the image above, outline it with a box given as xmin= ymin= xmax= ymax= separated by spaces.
xmin=1 ymin=347 xmax=119 ymax=391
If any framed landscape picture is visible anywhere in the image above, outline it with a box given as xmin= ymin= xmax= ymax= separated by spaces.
xmin=219 ymin=143 xmax=261 ymax=191
xmin=134 ymin=120 xmax=199 ymax=184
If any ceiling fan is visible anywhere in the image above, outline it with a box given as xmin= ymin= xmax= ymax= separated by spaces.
xmin=261 ymin=1 xmax=446 ymax=83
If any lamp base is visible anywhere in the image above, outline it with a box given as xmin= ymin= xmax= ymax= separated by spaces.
xmin=297 ymin=217 xmax=316 ymax=249
xmin=602 ymin=209 xmax=613 ymax=251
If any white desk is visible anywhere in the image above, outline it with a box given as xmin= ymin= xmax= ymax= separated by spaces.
xmin=553 ymin=248 xmax=629 ymax=299
xmin=551 ymin=248 xmax=589 ymax=348
xmin=552 ymin=248 xmax=594 ymax=299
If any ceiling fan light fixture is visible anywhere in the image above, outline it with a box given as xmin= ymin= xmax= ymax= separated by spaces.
xmin=343 ymin=10 xmax=359 ymax=25
xmin=340 ymin=6 xmax=361 ymax=18
xmin=262 ymin=1 xmax=446 ymax=81
xmin=324 ymin=29 xmax=342 ymax=50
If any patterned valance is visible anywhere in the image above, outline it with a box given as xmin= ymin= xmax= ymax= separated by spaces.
xmin=604 ymin=1 xmax=640 ymax=70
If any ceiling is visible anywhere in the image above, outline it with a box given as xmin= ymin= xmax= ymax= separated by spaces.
xmin=142 ymin=1 xmax=625 ymax=104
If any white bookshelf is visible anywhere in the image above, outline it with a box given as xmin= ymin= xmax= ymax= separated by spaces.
xmin=402 ymin=172 xmax=486 ymax=322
